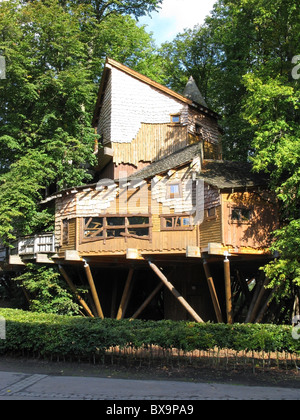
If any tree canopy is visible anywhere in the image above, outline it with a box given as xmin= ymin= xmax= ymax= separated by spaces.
xmin=0 ymin=0 xmax=162 ymax=241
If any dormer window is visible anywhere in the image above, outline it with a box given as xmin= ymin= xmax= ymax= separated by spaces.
xmin=170 ymin=114 xmax=181 ymax=124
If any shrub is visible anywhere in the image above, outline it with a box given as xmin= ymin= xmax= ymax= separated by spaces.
xmin=0 ymin=308 xmax=299 ymax=362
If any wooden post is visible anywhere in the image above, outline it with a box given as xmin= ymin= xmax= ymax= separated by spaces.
xmin=58 ymin=265 xmax=94 ymax=318
xmin=254 ymin=288 xmax=277 ymax=323
xmin=131 ymin=283 xmax=163 ymax=320
xmin=83 ymin=261 xmax=104 ymax=319
xmin=247 ymin=275 xmax=270 ymax=323
xmin=116 ymin=268 xmax=134 ymax=320
xmin=148 ymin=261 xmax=204 ymax=323
xmin=224 ymin=255 xmax=233 ymax=324
xmin=203 ymin=260 xmax=223 ymax=323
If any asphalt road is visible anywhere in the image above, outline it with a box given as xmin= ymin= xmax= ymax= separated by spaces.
xmin=0 ymin=370 xmax=299 ymax=401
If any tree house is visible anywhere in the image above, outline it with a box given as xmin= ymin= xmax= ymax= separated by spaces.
xmin=1 ymin=58 xmax=279 ymax=323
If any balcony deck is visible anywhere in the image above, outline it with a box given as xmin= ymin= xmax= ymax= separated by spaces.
xmin=0 ymin=233 xmax=55 ymax=265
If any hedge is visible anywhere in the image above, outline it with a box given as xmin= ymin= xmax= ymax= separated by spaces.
xmin=0 ymin=308 xmax=299 ymax=362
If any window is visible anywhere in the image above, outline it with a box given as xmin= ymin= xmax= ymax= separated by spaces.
xmin=161 ymin=215 xmax=193 ymax=231
xmin=231 ymin=208 xmax=252 ymax=223
xmin=83 ymin=217 xmax=104 ymax=239
xmin=62 ymin=219 xmax=69 ymax=244
xmin=167 ymin=182 xmax=181 ymax=199
xmin=207 ymin=207 xmax=216 ymax=218
xmin=82 ymin=216 xmax=151 ymax=242
xmin=106 ymin=217 xmax=125 ymax=238
xmin=170 ymin=114 xmax=181 ymax=124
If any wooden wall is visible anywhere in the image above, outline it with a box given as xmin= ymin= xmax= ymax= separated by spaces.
xmin=222 ymin=191 xmax=278 ymax=251
xmin=112 ymin=123 xmax=190 ymax=167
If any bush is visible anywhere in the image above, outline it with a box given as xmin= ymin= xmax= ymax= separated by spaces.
xmin=0 ymin=308 xmax=299 ymax=362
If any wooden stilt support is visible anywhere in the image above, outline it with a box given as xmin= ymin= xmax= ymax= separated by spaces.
xmin=131 ymin=283 xmax=163 ymax=320
xmin=59 ymin=265 xmax=94 ymax=318
xmin=203 ymin=260 xmax=223 ymax=323
xmin=224 ymin=255 xmax=233 ymax=324
xmin=247 ymin=275 xmax=270 ymax=323
xmin=148 ymin=261 xmax=204 ymax=323
xmin=254 ymin=288 xmax=277 ymax=323
xmin=116 ymin=268 xmax=134 ymax=320
xmin=83 ymin=261 xmax=104 ymax=319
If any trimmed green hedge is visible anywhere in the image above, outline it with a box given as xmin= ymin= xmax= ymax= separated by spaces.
xmin=0 ymin=308 xmax=299 ymax=361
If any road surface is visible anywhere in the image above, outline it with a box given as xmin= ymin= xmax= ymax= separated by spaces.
xmin=0 ymin=370 xmax=299 ymax=400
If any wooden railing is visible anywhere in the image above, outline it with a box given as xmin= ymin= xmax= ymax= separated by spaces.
xmin=10 ymin=233 xmax=55 ymax=256
xmin=0 ymin=233 xmax=55 ymax=263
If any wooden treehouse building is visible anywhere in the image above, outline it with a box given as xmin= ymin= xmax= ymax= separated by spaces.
xmin=0 ymin=58 xmax=279 ymax=323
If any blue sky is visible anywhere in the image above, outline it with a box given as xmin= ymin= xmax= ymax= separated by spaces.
xmin=138 ymin=0 xmax=216 ymax=46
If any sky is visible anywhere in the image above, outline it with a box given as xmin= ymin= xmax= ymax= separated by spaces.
xmin=138 ymin=0 xmax=217 ymax=46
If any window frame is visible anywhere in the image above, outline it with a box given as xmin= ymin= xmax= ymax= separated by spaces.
xmin=160 ymin=214 xmax=194 ymax=231
xmin=81 ymin=215 xmax=152 ymax=243
xmin=206 ymin=207 xmax=217 ymax=220
xmin=230 ymin=207 xmax=252 ymax=224
xmin=170 ymin=113 xmax=181 ymax=125
xmin=61 ymin=219 xmax=69 ymax=245
xmin=166 ymin=181 xmax=182 ymax=200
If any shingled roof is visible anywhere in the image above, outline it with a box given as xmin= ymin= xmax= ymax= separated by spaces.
xmin=129 ymin=145 xmax=268 ymax=189
xmin=183 ymin=76 xmax=208 ymax=108
xmin=128 ymin=143 xmax=202 ymax=180
xmin=199 ymin=160 xmax=268 ymax=189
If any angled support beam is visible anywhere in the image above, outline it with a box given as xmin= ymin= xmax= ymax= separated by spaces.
xmin=116 ymin=268 xmax=134 ymax=320
xmin=59 ymin=265 xmax=94 ymax=318
xmin=148 ymin=261 xmax=204 ymax=323
xmin=83 ymin=261 xmax=104 ymax=319
xmin=131 ymin=282 xmax=163 ymax=320
xmin=203 ymin=260 xmax=223 ymax=323
xmin=247 ymin=275 xmax=271 ymax=323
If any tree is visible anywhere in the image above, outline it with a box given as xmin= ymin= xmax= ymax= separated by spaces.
xmin=58 ymin=0 xmax=162 ymax=22
xmin=243 ymin=74 xmax=300 ymax=301
xmin=158 ymin=0 xmax=300 ymax=161
xmin=0 ymin=0 xmax=160 ymax=242
xmin=14 ymin=264 xmax=81 ymax=315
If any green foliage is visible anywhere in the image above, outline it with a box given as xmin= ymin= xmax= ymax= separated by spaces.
xmin=0 ymin=309 xmax=298 ymax=361
xmin=157 ymin=0 xmax=300 ymax=303
xmin=158 ymin=0 xmax=300 ymax=161
xmin=13 ymin=264 xmax=81 ymax=315
xmin=0 ymin=0 xmax=162 ymax=242
xmin=243 ymin=74 xmax=300 ymax=298
xmin=59 ymin=0 xmax=163 ymax=22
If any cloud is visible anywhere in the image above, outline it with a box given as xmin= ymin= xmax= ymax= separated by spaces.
xmin=160 ymin=0 xmax=214 ymax=32
xmin=139 ymin=0 xmax=216 ymax=45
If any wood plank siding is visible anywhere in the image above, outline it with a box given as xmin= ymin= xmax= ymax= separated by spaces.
xmin=113 ymin=123 xmax=190 ymax=167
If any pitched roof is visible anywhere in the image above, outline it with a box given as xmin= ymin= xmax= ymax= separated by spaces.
xmin=129 ymin=145 xmax=268 ymax=189
xmin=92 ymin=58 xmax=219 ymax=126
xmin=128 ymin=144 xmax=202 ymax=180
xmin=183 ymin=76 xmax=208 ymax=107
xmin=199 ymin=160 xmax=268 ymax=189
